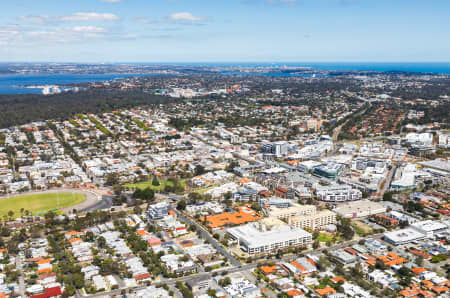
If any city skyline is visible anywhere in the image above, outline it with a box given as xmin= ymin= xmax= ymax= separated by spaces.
xmin=1 ymin=0 xmax=449 ymax=62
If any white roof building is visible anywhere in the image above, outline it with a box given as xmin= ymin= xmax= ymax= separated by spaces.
xmin=133 ymin=286 xmax=169 ymax=298
xmin=92 ymin=275 xmax=107 ymax=290
xmin=227 ymin=222 xmax=312 ymax=255
xmin=410 ymin=220 xmax=448 ymax=238
xmin=383 ymin=228 xmax=427 ymax=246
xmin=333 ymin=200 xmax=386 ymax=219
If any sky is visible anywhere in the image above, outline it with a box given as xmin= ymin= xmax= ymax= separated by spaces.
xmin=0 ymin=0 xmax=449 ymax=62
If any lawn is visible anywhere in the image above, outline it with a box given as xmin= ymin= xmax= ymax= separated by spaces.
xmin=351 ymin=220 xmax=374 ymax=237
xmin=124 ymin=179 xmax=186 ymax=192
xmin=316 ymin=233 xmax=337 ymax=243
xmin=0 ymin=193 xmax=85 ymax=219
xmin=194 ymin=185 xmax=216 ymax=195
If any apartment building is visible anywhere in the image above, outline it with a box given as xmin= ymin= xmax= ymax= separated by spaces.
xmin=289 ymin=210 xmax=336 ymax=230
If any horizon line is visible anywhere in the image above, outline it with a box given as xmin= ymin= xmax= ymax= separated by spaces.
xmin=1 ymin=61 xmax=450 ymax=64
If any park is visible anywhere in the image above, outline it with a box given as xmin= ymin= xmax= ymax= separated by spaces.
xmin=0 ymin=192 xmax=85 ymax=219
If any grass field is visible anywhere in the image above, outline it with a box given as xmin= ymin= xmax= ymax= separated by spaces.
xmin=351 ymin=220 xmax=374 ymax=237
xmin=316 ymin=233 xmax=339 ymax=243
xmin=0 ymin=193 xmax=85 ymax=219
xmin=123 ymin=179 xmax=186 ymax=192
xmin=194 ymin=185 xmax=216 ymax=195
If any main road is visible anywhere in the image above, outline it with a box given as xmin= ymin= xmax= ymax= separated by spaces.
xmin=174 ymin=209 xmax=241 ymax=267
xmin=81 ymin=232 xmax=385 ymax=298
xmin=379 ymin=163 xmax=397 ymax=197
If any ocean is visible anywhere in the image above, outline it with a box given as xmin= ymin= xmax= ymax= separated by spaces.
xmin=154 ymin=62 xmax=450 ymax=74
xmin=0 ymin=62 xmax=449 ymax=94
xmin=286 ymin=62 xmax=450 ymax=73
xmin=0 ymin=73 xmax=149 ymax=95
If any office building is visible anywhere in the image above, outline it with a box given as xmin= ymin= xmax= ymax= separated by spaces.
xmin=259 ymin=197 xmax=294 ymax=209
xmin=261 ymin=141 xmax=297 ymax=157
xmin=227 ymin=222 xmax=312 ymax=255
xmin=383 ymin=228 xmax=427 ymax=246
xmin=315 ymin=184 xmax=362 ymax=202
xmin=312 ymin=162 xmax=343 ymax=179
xmin=410 ymin=220 xmax=448 ymax=238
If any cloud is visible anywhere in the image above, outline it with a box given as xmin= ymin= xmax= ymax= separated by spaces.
xmin=168 ymin=12 xmax=202 ymax=22
xmin=18 ymin=15 xmax=52 ymax=25
xmin=0 ymin=25 xmax=23 ymax=44
xmin=72 ymin=26 xmax=106 ymax=33
xmin=136 ymin=12 xmax=207 ymax=26
xmin=60 ymin=12 xmax=119 ymax=22
xmin=19 ymin=12 xmax=120 ymax=25
xmin=24 ymin=27 xmax=109 ymax=43
xmin=0 ymin=23 xmax=133 ymax=47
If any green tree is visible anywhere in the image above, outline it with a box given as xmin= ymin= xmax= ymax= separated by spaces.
xmin=152 ymin=176 xmax=160 ymax=186
xmin=194 ymin=165 xmax=205 ymax=176
xmin=177 ymin=200 xmax=187 ymax=211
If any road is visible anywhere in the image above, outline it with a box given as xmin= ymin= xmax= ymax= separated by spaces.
xmin=81 ymin=238 xmax=370 ymax=298
xmin=83 ymin=258 xmax=297 ymax=298
xmin=332 ymin=123 xmax=345 ymax=143
xmin=81 ymin=194 xmax=113 ymax=212
xmin=332 ymin=103 xmax=371 ymax=142
xmin=379 ymin=163 xmax=397 ymax=197
xmin=81 ymin=232 xmax=386 ymax=298
xmin=16 ymin=256 xmax=25 ymax=297
xmin=175 ymin=209 xmax=241 ymax=267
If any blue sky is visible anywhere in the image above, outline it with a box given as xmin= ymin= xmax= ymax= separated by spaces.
xmin=0 ymin=0 xmax=449 ymax=62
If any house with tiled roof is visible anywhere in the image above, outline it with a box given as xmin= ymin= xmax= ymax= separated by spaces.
xmin=285 ymin=288 xmax=304 ymax=298
xmin=315 ymin=286 xmax=336 ymax=297
xmin=260 ymin=265 xmax=278 ymax=275
xmin=331 ymin=276 xmax=346 ymax=284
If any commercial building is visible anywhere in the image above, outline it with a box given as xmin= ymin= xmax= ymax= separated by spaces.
xmin=134 ymin=286 xmax=170 ymax=297
xmin=259 ymin=197 xmax=294 ymax=209
xmin=410 ymin=220 xmax=448 ymax=238
xmin=298 ymin=160 xmax=322 ymax=173
xmin=383 ymin=228 xmax=427 ymax=246
xmin=418 ymin=158 xmax=450 ymax=176
xmin=333 ymin=200 xmax=386 ymax=219
xmin=332 ymin=249 xmax=357 ymax=264
xmin=352 ymin=157 xmax=388 ymax=173
xmin=186 ymin=276 xmax=211 ymax=293
xmin=391 ymin=163 xmax=431 ymax=190
xmin=315 ymin=184 xmax=362 ymax=202
xmin=404 ymin=132 xmax=433 ymax=146
xmin=227 ymin=222 xmax=312 ymax=255
xmin=312 ymin=162 xmax=343 ymax=179
xmin=261 ymin=141 xmax=297 ymax=157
